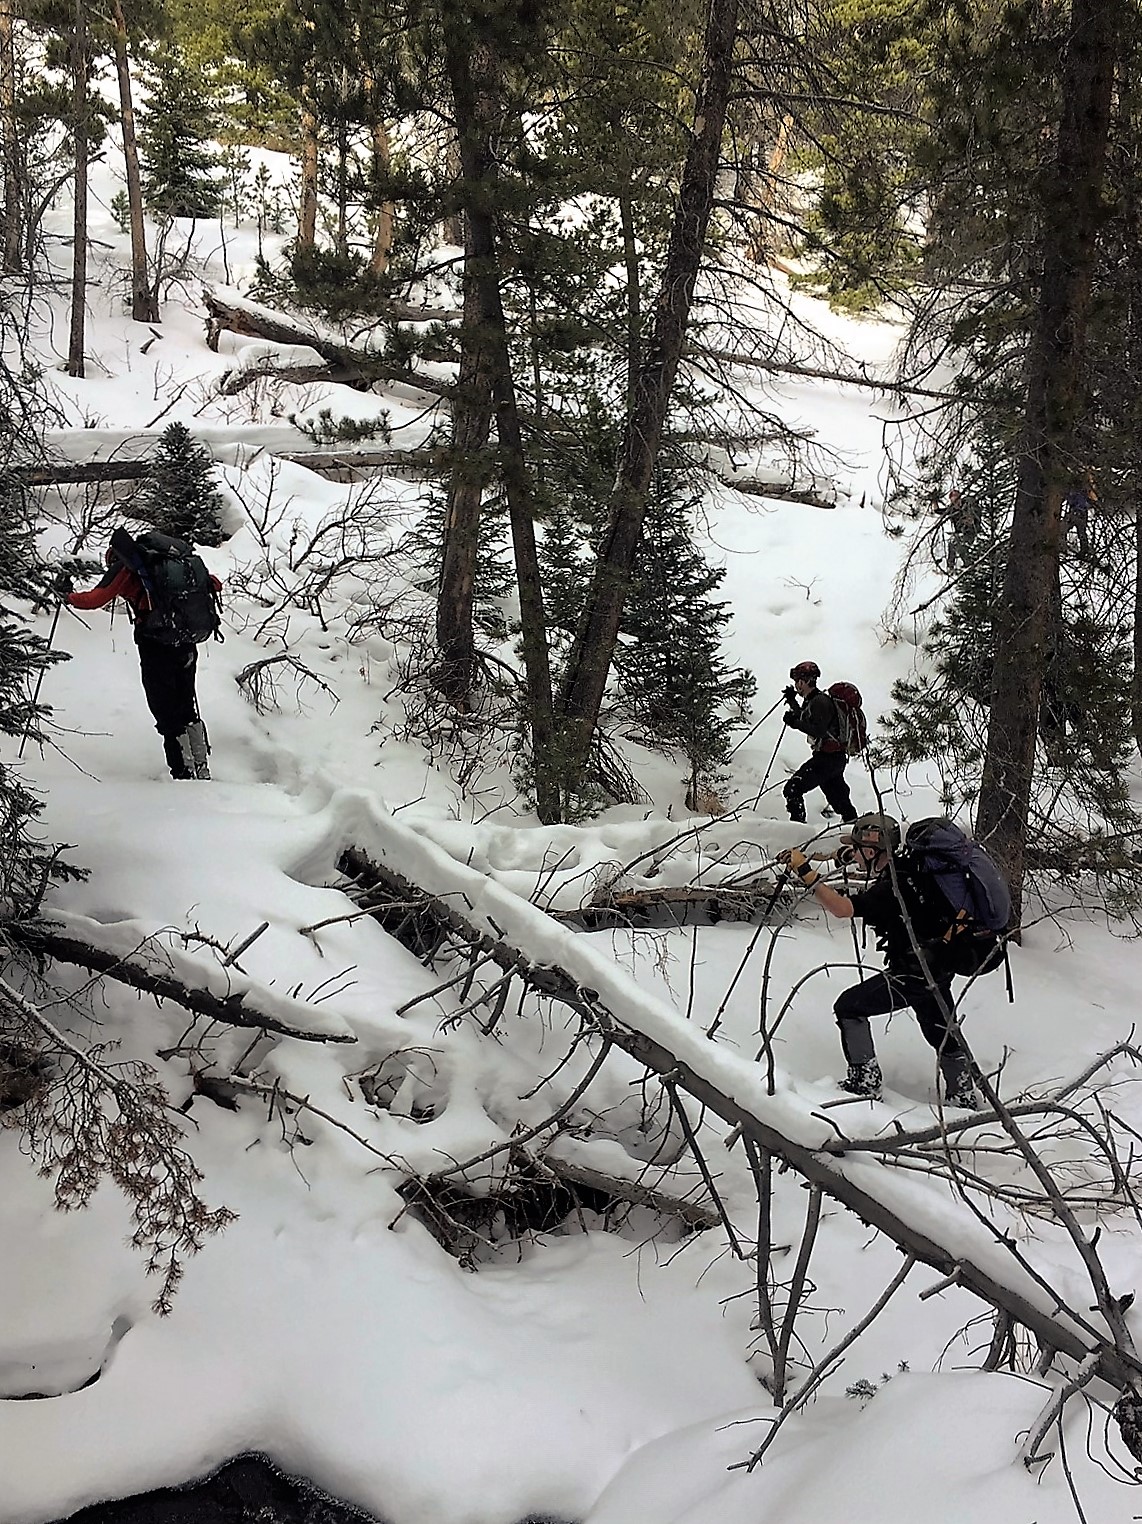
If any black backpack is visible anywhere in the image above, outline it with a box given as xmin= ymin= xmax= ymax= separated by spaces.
xmin=110 ymin=526 xmax=221 ymax=645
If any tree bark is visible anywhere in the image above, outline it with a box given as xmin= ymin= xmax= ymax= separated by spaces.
xmin=110 ymin=0 xmax=157 ymax=324
xmin=438 ymin=2 xmax=560 ymax=822
xmin=974 ymin=0 xmax=1118 ymax=920
xmin=434 ymin=208 xmax=494 ymax=706
xmin=66 ymin=0 xmax=88 ymax=378
xmin=555 ymin=0 xmax=741 ymax=784
xmin=298 ymin=81 xmax=319 ymax=250
xmin=0 ymin=0 xmax=20 ymax=273
xmin=367 ymin=109 xmax=395 ymax=276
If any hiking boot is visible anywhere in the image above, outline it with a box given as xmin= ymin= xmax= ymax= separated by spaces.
xmin=945 ymin=1083 xmax=981 ymax=1111
xmin=839 ymin=1060 xmax=882 ymax=1099
xmin=177 ymin=720 xmax=211 ymax=780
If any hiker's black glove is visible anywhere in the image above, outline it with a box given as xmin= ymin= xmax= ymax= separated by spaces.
xmin=782 ymin=710 xmax=799 ymax=726
xmin=783 ymin=685 xmax=797 ymax=703
xmin=53 ymin=569 xmax=74 ymax=598
xmin=777 ymin=847 xmax=819 ymax=888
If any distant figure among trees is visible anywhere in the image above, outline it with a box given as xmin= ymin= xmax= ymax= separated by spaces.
xmin=944 ymin=488 xmax=977 ymax=571
xmin=1063 ymin=473 xmax=1096 ymax=557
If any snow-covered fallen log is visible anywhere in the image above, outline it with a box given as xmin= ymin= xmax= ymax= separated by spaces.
xmin=11 ymin=912 xmax=355 ymax=1044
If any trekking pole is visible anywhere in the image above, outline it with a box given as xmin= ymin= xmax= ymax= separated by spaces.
xmin=726 ymin=695 xmax=785 ymax=761
xmin=748 ymin=727 xmax=786 ymax=810
xmin=18 ymin=597 xmax=64 ymax=760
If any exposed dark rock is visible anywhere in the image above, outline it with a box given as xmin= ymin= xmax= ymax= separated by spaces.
xmin=56 ymin=1456 xmax=381 ymax=1524
xmin=53 ymin=1454 xmax=578 ymax=1524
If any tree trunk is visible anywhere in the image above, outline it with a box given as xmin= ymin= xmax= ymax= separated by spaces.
xmin=618 ymin=184 xmax=641 ymax=414
xmin=974 ymin=0 xmax=1118 ymax=921
xmin=555 ymin=0 xmax=741 ymax=784
xmin=434 ymin=210 xmax=494 ymax=707
xmin=1135 ymin=492 xmax=1142 ymax=757
xmin=66 ymin=0 xmax=88 ymax=378
xmin=439 ymin=2 xmax=560 ymax=823
xmin=0 ymin=0 xmax=20 ymax=273
xmin=367 ymin=109 xmax=395 ymax=276
xmin=110 ymin=0 xmax=157 ymax=324
xmin=443 ymin=134 xmax=464 ymax=247
xmin=298 ymin=82 xmax=319 ymax=249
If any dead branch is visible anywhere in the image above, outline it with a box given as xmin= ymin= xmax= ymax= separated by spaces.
xmin=9 ymin=922 xmax=354 ymax=1044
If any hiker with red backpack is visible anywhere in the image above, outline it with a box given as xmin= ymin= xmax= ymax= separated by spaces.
xmin=62 ymin=527 xmax=222 ymax=781
xmin=777 ymin=813 xmax=1011 ymax=1110
xmin=780 ymin=660 xmax=861 ymax=825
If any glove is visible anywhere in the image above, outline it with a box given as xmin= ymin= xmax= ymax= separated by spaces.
xmin=783 ymin=685 xmax=797 ymax=703
xmin=776 ymin=848 xmax=819 ymax=888
xmin=782 ymin=710 xmax=798 ymax=726
xmin=52 ymin=568 xmax=74 ymax=598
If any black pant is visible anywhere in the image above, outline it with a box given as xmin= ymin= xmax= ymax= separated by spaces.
xmin=834 ymin=968 xmax=973 ymax=1090
xmin=784 ymin=750 xmax=856 ymax=823
xmin=136 ymin=638 xmax=200 ymax=778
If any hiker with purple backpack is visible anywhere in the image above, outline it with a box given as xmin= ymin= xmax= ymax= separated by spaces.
xmin=777 ymin=813 xmax=1011 ymax=1110
xmin=780 ymin=660 xmax=863 ymax=825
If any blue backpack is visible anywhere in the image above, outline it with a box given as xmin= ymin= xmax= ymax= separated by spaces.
xmin=905 ymin=818 xmax=1012 ymax=977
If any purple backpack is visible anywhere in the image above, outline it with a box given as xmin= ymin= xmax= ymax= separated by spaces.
xmin=905 ymin=818 xmax=1011 ymax=934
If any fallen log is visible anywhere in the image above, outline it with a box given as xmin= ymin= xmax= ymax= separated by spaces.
xmin=554 ymin=882 xmax=785 ymax=932
xmin=9 ymin=922 xmax=355 ymax=1044
xmin=13 ymin=459 xmax=152 ymax=487
xmin=336 ymin=843 xmax=1142 ymax=1397
xmin=201 ymin=286 xmax=454 ymax=400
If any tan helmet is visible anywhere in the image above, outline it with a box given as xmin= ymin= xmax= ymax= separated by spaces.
xmin=842 ymin=813 xmax=901 ymax=854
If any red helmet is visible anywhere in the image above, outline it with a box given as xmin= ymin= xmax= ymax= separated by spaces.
xmin=789 ymin=660 xmax=820 ymax=682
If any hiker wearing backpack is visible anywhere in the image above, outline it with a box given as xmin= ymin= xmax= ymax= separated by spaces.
xmin=65 ymin=527 xmax=222 ymax=781
xmin=777 ymin=813 xmax=1010 ymax=1110
xmin=780 ymin=660 xmax=860 ymax=825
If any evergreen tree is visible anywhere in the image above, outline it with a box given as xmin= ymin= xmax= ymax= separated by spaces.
xmin=138 ymin=47 xmax=221 ymax=220
xmin=616 ymin=458 xmax=754 ymax=802
xmin=880 ymin=427 xmax=1140 ymax=900
xmin=138 ymin=423 xmax=226 ymax=546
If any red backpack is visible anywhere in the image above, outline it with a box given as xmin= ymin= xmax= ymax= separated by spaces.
xmin=827 ymin=682 xmax=867 ymax=756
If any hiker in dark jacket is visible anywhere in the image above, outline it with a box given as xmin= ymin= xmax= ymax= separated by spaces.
xmin=781 ymin=660 xmax=857 ymax=824
xmin=778 ymin=813 xmax=980 ymax=1109
xmin=1064 ymin=475 xmax=1095 ymax=557
xmin=65 ymin=534 xmax=220 ymax=780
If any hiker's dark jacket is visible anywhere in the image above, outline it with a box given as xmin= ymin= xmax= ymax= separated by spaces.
xmin=69 ymin=563 xmax=222 ymax=642
xmin=785 ymin=688 xmax=842 ymax=754
xmin=848 ymin=861 xmax=956 ymax=975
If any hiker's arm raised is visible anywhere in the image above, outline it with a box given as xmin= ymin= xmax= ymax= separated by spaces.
xmin=775 ymin=850 xmax=855 ymax=919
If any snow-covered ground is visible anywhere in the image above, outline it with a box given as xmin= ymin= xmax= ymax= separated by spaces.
xmin=2 ymin=157 xmax=1141 ymax=1524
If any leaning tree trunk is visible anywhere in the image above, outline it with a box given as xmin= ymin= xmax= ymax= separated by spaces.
xmin=367 ymin=103 xmax=395 ymax=276
xmin=110 ymin=0 xmax=157 ymax=323
xmin=555 ymin=0 xmax=741 ymax=787
xmin=1134 ymin=441 xmax=1142 ymax=757
xmin=66 ymin=0 xmax=88 ymax=378
xmin=439 ymin=0 xmax=560 ymax=823
xmin=974 ymin=0 xmax=1118 ymax=921
xmin=298 ymin=81 xmax=319 ymax=251
xmin=0 ymin=0 xmax=20 ymax=274
xmin=434 ymin=209 xmax=494 ymax=707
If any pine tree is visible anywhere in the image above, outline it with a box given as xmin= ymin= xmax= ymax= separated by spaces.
xmin=616 ymin=458 xmax=754 ymax=803
xmin=138 ymin=47 xmax=221 ymax=221
xmin=138 ymin=423 xmax=226 ymax=545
